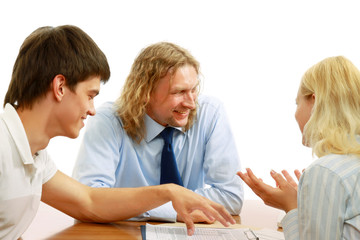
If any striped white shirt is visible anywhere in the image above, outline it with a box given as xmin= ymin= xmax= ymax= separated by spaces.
xmin=282 ymin=153 xmax=360 ymax=239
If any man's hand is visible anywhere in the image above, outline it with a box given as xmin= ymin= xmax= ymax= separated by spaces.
xmin=167 ymin=184 xmax=235 ymax=236
xmin=237 ymin=168 xmax=297 ymax=213
xmin=42 ymin=172 xmax=235 ymax=237
xmin=177 ymin=209 xmax=216 ymax=224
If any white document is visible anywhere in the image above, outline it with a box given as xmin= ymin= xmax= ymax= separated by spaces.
xmin=145 ymin=223 xmax=284 ymax=240
xmin=255 ymin=229 xmax=285 ymax=240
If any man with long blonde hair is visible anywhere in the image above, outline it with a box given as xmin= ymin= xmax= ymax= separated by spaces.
xmin=0 ymin=27 xmax=235 ymax=239
xmin=73 ymin=42 xmax=243 ymax=223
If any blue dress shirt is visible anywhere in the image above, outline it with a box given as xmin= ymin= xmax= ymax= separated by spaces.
xmin=73 ymin=95 xmax=244 ymax=221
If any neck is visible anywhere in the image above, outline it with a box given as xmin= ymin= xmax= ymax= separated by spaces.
xmin=16 ymin=101 xmax=54 ymax=155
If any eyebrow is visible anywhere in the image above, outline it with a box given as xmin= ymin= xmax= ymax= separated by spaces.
xmin=89 ymin=89 xmax=100 ymax=96
xmin=171 ymin=82 xmax=199 ymax=91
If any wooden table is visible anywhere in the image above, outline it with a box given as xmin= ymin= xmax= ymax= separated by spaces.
xmin=22 ymin=200 xmax=283 ymax=239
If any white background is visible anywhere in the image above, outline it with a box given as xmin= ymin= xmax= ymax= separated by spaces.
xmin=1 ymin=0 xmax=360 ymax=200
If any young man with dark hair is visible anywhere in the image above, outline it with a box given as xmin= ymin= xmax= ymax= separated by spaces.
xmin=0 ymin=25 xmax=234 ymax=239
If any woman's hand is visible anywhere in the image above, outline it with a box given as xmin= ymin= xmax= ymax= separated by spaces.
xmin=237 ymin=168 xmax=298 ymax=213
xmin=280 ymin=169 xmax=302 ymax=190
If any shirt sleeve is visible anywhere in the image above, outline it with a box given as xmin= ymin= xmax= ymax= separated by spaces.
xmin=72 ymin=108 xmax=121 ymax=187
xmin=40 ymin=150 xmax=57 ymax=184
xmin=194 ymin=98 xmax=244 ymax=215
xmin=281 ymin=209 xmax=299 ymax=239
xmin=282 ymin=164 xmax=348 ymax=240
xmin=127 ymin=202 xmax=177 ymax=222
xmin=73 ymin=107 xmax=177 ymax=222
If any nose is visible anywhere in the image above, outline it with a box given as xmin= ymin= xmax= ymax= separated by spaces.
xmin=88 ymin=102 xmax=96 ymax=116
xmin=184 ymin=91 xmax=196 ymax=109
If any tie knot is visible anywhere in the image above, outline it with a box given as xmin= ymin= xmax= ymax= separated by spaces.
xmin=160 ymin=127 xmax=174 ymax=144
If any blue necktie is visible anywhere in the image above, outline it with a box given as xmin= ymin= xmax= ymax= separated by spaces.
xmin=160 ymin=127 xmax=183 ymax=186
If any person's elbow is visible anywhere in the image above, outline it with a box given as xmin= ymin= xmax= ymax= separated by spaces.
xmin=227 ymin=195 xmax=243 ymax=215
xmin=225 ymin=190 xmax=244 ymax=215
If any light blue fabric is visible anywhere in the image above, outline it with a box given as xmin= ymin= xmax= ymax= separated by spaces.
xmin=73 ymin=95 xmax=244 ymax=222
xmin=282 ymin=153 xmax=360 ymax=239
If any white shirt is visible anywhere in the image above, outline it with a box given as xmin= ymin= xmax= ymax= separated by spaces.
xmin=0 ymin=104 xmax=57 ymax=240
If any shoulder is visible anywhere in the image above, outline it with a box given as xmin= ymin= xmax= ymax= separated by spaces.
xmin=91 ymin=102 xmax=122 ymax=125
xmin=95 ymin=102 xmax=117 ymax=118
xmin=192 ymin=95 xmax=228 ymax=132
xmin=85 ymin=102 xmax=126 ymax=139
xmin=0 ymin=116 xmax=12 ymax=158
xmin=0 ymin=119 xmax=10 ymax=171
xmin=198 ymin=95 xmax=223 ymax=108
xmin=0 ymin=116 xmax=7 ymax=138
xmin=306 ymin=154 xmax=360 ymax=182
xmin=197 ymin=95 xmax=225 ymax=116
xmin=36 ymin=150 xmax=57 ymax=183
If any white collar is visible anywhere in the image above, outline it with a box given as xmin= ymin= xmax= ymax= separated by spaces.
xmin=2 ymin=104 xmax=34 ymax=165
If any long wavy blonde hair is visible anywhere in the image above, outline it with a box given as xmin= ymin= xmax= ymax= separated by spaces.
xmin=115 ymin=42 xmax=200 ymax=143
xmin=301 ymin=56 xmax=360 ymax=157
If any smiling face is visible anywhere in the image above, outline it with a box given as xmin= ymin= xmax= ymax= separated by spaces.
xmin=58 ymin=76 xmax=100 ymax=138
xmin=146 ymin=65 xmax=198 ymax=127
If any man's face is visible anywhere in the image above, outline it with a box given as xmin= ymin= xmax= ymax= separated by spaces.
xmin=146 ymin=65 xmax=198 ymax=127
xmin=58 ymin=76 xmax=100 ymax=138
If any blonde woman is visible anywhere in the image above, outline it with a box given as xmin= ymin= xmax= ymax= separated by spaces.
xmin=239 ymin=56 xmax=360 ymax=239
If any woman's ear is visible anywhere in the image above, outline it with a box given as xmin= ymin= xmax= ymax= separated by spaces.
xmin=311 ymin=93 xmax=315 ymax=103
xmin=52 ymin=74 xmax=66 ymax=102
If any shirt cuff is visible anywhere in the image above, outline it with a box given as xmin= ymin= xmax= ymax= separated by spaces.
xmin=127 ymin=201 xmax=177 ymax=222
xmin=282 ymin=208 xmax=299 ymax=240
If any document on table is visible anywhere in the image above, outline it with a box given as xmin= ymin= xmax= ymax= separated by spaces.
xmin=142 ymin=223 xmax=284 ymax=240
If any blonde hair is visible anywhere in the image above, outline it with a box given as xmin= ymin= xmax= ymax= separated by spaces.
xmin=301 ymin=56 xmax=360 ymax=157
xmin=115 ymin=42 xmax=200 ymax=143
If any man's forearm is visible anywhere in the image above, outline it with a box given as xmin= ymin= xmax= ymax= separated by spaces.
xmin=81 ymin=184 xmax=173 ymax=222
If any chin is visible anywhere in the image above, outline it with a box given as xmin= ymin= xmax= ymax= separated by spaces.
xmin=66 ymin=129 xmax=81 ymax=139
xmin=174 ymin=117 xmax=189 ymax=127
xmin=172 ymin=120 xmax=188 ymax=128
xmin=67 ymin=133 xmax=79 ymax=139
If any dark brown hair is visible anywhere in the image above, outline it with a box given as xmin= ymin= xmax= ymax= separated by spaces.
xmin=4 ymin=25 xmax=110 ymax=109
